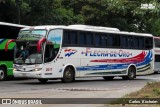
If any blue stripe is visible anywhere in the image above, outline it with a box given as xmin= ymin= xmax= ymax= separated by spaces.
xmin=76 ymin=64 xmax=128 ymax=71
xmin=136 ymin=50 xmax=152 ymax=67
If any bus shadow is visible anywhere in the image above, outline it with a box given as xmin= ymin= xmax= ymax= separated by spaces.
xmin=14 ymin=78 xmax=150 ymax=85
xmin=4 ymin=77 xmax=29 ymax=81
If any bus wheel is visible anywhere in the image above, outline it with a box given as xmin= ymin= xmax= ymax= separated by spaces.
xmin=103 ymin=76 xmax=114 ymax=80
xmin=0 ymin=67 xmax=6 ymax=81
xmin=38 ymin=79 xmax=48 ymax=83
xmin=122 ymin=66 xmax=136 ymax=80
xmin=62 ymin=67 xmax=75 ymax=83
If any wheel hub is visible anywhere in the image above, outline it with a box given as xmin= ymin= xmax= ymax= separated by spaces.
xmin=0 ymin=70 xmax=4 ymax=80
xmin=66 ymin=70 xmax=71 ymax=79
xmin=130 ymin=68 xmax=134 ymax=77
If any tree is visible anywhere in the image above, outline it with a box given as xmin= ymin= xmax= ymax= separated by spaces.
xmin=0 ymin=0 xmax=159 ymax=36
xmin=20 ymin=0 xmax=84 ymax=25
xmin=0 ymin=0 xmax=18 ymax=23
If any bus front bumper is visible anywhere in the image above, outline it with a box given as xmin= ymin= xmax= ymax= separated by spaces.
xmin=13 ymin=71 xmax=42 ymax=78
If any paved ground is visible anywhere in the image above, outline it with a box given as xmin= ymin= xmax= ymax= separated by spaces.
xmin=0 ymin=74 xmax=160 ymax=107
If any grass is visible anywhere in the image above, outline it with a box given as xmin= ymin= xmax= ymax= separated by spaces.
xmin=125 ymin=81 xmax=160 ymax=98
xmin=108 ymin=82 xmax=160 ymax=106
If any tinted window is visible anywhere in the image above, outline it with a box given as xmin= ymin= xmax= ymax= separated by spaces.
xmin=70 ymin=31 xmax=77 ymax=44
xmin=101 ymin=34 xmax=108 ymax=47
xmin=133 ymin=36 xmax=145 ymax=49
xmin=63 ymin=30 xmax=152 ymax=50
xmin=86 ymin=32 xmax=93 ymax=46
xmin=134 ymin=37 xmax=139 ymax=48
xmin=113 ymin=35 xmax=120 ymax=47
xmin=63 ymin=30 xmax=78 ymax=45
xmin=139 ymin=37 xmax=144 ymax=48
xmin=127 ymin=36 xmax=133 ymax=48
xmin=108 ymin=34 xmax=120 ymax=47
xmin=94 ymin=34 xmax=101 ymax=47
xmin=121 ymin=36 xmax=127 ymax=48
xmin=145 ymin=37 xmax=153 ymax=49
xmin=63 ymin=31 xmax=70 ymax=44
xmin=108 ymin=35 xmax=113 ymax=47
xmin=79 ymin=32 xmax=86 ymax=45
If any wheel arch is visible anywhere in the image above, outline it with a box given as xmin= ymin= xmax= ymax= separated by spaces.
xmin=0 ymin=64 xmax=7 ymax=80
xmin=127 ymin=64 xmax=137 ymax=76
xmin=0 ymin=64 xmax=7 ymax=73
xmin=62 ymin=64 xmax=76 ymax=77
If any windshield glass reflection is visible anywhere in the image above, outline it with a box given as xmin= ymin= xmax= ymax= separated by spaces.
xmin=14 ymin=41 xmax=43 ymax=64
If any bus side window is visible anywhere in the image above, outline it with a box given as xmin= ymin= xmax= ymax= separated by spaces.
xmin=139 ymin=37 xmax=144 ymax=49
xmin=94 ymin=34 xmax=101 ymax=47
xmin=121 ymin=36 xmax=127 ymax=48
xmin=108 ymin=35 xmax=113 ymax=47
xmin=79 ymin=32 xmax=86 ymax=46
xmin=127 ymin=36 xmax=133 ymax=48
xmin=145 ymin=37 xmax=153 ymax=49
xmin=63 ymin=31 xmax=70 ymax=45
xmin=86 ymin=32 xmax=93 ymax=46
xmin=101 ymin=34 xmax=107 ymax=48
xmin=134 ymin=37 xmax=139 ymax=48
xmin=70 ymin=31 xmax=78 ymax=45
xmin=113 ymin=35 xmax=120 ymax=47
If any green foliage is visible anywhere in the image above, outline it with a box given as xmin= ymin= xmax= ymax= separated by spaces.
xmin=0 ymin=0 xmax=159 ymax=35
xmin=0 ymin=0 xmax=17 ymax=23
xmin=153 ymin=88 xmax=160 ymax=95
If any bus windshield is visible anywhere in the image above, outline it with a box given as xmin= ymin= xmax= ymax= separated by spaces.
xmin=17 ymin=30 xmax=46 ymax=40
xmin=14 ymin=41 xmax=43 ymax=64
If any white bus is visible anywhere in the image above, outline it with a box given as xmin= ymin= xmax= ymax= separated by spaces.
xmin=153 ymin=36 xmax=160 ymax=73
xmin=7 ymin=25 xmax=154 ymax=83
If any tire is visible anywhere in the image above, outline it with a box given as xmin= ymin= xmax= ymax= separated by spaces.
xmin=38 ymin=79 xmax=48 ymax=83
xmin=122 ymin=66 xmax=136 ymax=80
xmin=0 ymin=67 xmax=7 ymax=81
xmin=61 ymin=67 xmax=75 ymax=83
xmin=103 ymin=76 xmax=114 ymax=80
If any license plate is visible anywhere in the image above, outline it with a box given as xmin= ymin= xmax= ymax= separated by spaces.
xmin=22 ymin=73 xmax=26 ymax=77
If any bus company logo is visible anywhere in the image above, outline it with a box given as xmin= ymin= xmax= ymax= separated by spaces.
xmin=90 ymin=51 xmax=146 ymax=63
xmin=82 ymin=48 xmax=133 ymax=57
xmin=64 ymin=49 xmax=77 ymax=57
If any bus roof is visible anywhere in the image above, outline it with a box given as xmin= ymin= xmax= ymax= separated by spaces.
xmin=0 ymin=22 xmax=30 ymax=28
xmin=21 ymin=25 xmax=153 ymax=37
xmin=68 ymin=25 xmax=120 ymax=32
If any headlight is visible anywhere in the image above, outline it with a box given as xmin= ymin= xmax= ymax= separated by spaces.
xmin=13 ymin=68 xmax=17 ymax=71
xmin=34 ymin=68 xmax=42 ymax=71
